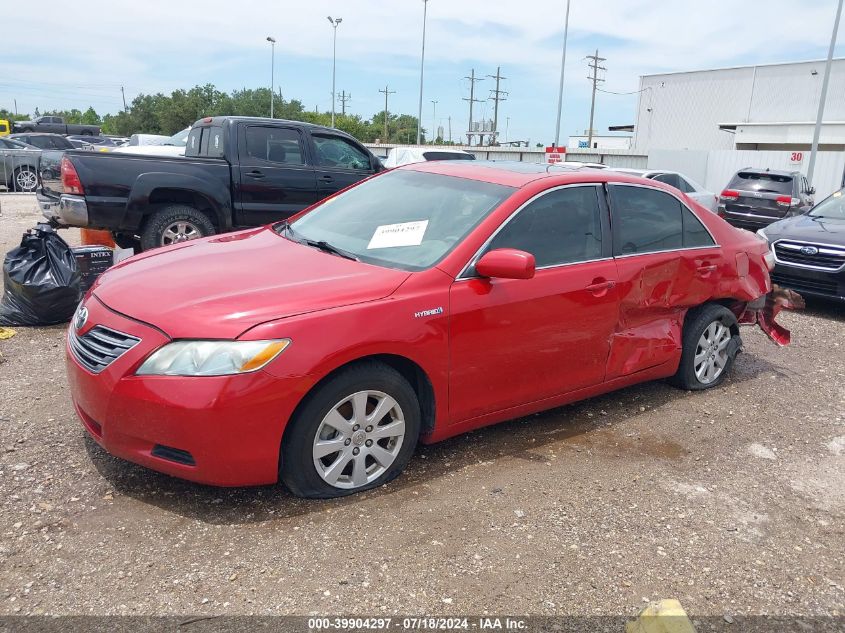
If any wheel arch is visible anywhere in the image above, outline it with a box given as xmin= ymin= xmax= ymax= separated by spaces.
xmin=282 ymin=353 xmax=437 ymax=446
xmin=126 ymin=172 xmax=233 ymax=231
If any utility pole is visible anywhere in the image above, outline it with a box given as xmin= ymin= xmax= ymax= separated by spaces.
xmin=505 ymin=116 xmax=510 ymax=143
xmin=462 ymin=68 xmax=484 ymax=146
xmin=447 ymin=115 xmax=452 ymax=143
xmin=327 ymin=17 xmax=342 ymax=128
xmin=120 ymin=86 xmax=127 ymax=112
xmin=808 ymin=0 xmax=843 ymax=186
xmin=553 ymin=0 xmax=571 ymax=149
xmin=586 ymin=49 xmax=606 ymax=149
xmin=266 ymin=37 xmax=276 ymax=118
xmin=487 ymin=66 xmax=508 ymax=144
xmin=417 ymin=0 xmax=429 ymax=144
xmin=14 ymin=98 xmax=18 ymax=116
xmin=338 ymin=90 xmax=351 ymax=116
xmin=431 ymin=100 xmax=438 ymax=143
xmin=378 ymin=85 xmax=396 ymax=142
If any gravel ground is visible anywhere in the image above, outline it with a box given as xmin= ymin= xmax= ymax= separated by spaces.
xmin=0 ymin=194 xmax=843 ymax=618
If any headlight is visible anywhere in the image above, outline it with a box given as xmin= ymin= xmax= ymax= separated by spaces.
xmin=756 ymin=228 xmax=768 ymax=242
xmin=136 ymin=339 xmax=290 ymax=376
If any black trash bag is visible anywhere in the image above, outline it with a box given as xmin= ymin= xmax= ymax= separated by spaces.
xmin=0 ymin=224 xmax=82 ymax=326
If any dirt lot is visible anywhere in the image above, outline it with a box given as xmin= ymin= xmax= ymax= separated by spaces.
xmin=0 ymin=193 xmax=843 ymax=618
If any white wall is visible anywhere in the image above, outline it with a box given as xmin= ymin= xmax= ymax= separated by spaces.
xmin=648 ymin=149 xmax=845 ymax=199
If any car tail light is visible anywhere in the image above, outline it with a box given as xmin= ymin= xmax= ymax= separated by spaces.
xmin=775 ymin=195 xmax=800 ymax=208
xmin=61 ymin=156 xmax=84 ymax=195
xmin=720 ymin=189 xmax=739 ymax=200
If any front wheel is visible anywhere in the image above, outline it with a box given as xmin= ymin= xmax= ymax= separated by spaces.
xmin=281 ymin=362 xmax=421 ymax=499
xmin=139 ymin=205 xmax=215 ymax=251
xmin=13 ymin=166 xmax=38 ymax=192
xmin=670 ymin=303 xmax=740 ymax=390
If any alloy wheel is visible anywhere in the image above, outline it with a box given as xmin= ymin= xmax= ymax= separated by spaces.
xmin=694 ymin=321 xmax=731 ymax=385
xmin=15 ymin=169 xmax=37 ymax=192
xmin=312 ymin=390 xmax=406 ymax=489
xmin=161 ymin=221 xmax=202 ymax=245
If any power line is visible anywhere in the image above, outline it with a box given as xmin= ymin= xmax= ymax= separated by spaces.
xmin=586 ymin=49 xmax=606 ymax=148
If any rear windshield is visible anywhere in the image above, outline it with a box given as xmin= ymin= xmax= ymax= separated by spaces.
xmin=422 ymin=151 xmax=475 ymax=161
xmin=727 ymin=171 xmax=794 ymax=195
xmin=185 ymin=125 xmax=225 ymax=158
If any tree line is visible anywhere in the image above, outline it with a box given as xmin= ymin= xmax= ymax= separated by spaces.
xmin=0 ymin=84 xmax=445 ymax=144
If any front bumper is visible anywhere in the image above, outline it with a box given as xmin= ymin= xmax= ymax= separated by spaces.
xmin=66 ymin=296 xmax=306 ymax=486
xmin=38 ymin=192 xmax=88 ymax=227
xmin=771 ymin=263 xmax=845 ymax=302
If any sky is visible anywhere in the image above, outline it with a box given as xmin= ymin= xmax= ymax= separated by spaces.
xmin=2 ymin=0 xmax=843 ymax=145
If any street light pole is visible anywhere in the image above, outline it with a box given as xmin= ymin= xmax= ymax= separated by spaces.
xmin=416 ymin=0 xmax=429 ymax=144
xmin=327 ymin=17 xmax=342 ymax=128
xmin=431 ymin=100 xmax=438 ymax=144
xmin=807 ymin=0 xmax=843 ymax=187
xmin=553 ymin=0 xmax=571 ymax=149
xmin=266 ymin=36 xmax=276 ymax=119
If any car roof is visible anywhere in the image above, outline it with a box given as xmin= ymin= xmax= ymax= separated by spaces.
xmin=9 ymin=132 xmax=64 ymax=137
xmin=404 ymin=160 xmax=651 ymax=188
xmin=193 ymin=116 xmax=338 ymax=135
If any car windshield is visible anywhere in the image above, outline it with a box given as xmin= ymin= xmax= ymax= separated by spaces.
xmin=163 ymin=128 xmax=190 ymax=146
xmin=4 ymin=138 xmax=31 ymax=149
xmin=285 ymin=170 xmax=515 ymax=271
xmin=808 ymin=190 xmax=845 ymax=219
xmin=727 ymin=172 xmax=794 ymax=195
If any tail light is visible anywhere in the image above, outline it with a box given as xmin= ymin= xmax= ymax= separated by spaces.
xmin=61 ymin=156 xmax=84 ymax=195
xmin=720 ymin=189 xmax=739 ymax=200
xmin=776 ymin=195 xmax=800 ymax=208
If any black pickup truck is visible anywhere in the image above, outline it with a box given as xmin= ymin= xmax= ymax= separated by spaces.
xmin=38 ymin=116 xmax=383 ymax=250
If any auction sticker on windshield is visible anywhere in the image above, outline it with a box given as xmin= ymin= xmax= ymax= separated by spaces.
xmin=367 ymin=221 xmax=429 ymax=249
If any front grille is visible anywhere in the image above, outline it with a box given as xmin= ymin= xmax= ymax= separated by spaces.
xmin=771 ymin=272 xmax=840 ymax=297
xmin=69 ymin=325 xmax=140 ymax=373
xmin=774 ymin=241 xmax=845 ymax=271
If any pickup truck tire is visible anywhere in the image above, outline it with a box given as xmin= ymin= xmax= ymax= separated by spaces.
xmin=81 ymin=130 xmax=94 ymax=136
xmin=140 ymin=205 xmax=215 ymax=251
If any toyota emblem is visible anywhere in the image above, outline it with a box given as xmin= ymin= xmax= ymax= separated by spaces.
xmin=74 ymin=306 xmax=89 ymax=330
xmin=800 ymin=246 xmax=819 ymax=256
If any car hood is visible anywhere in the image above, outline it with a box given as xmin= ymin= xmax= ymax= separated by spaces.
xmin=92 ymin=227 xmax=411 ymax=339
xmin=767 ymin=213 xmax=845 ymax=243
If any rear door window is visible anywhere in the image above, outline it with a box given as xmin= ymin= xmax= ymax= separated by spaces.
xmin=186 ymin=128 xmax=202 ymax=156
xmin=245 ymin=126 xmax=306 ymax=165
xmin=609 ymin=185 xmax=683 ymax=255
xmin=681 ymin=206 xmax=715 ymax=248
xmin=200 ymin=126 xmax=225 ymax=158
xmin=727 ymin=172 xmax=794 ymax=195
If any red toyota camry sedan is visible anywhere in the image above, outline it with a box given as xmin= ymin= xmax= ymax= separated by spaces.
xmin=67 ymin=161 xmax=783 ymax=498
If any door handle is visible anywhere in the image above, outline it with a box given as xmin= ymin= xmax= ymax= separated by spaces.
xmin=696 ymin=264 xmax=717 ymax=275
xmin=246 ymin=170 xmax=265 ymax=179
xmin=320 ymin=175 xmax=334 ymax=182
xmin=585 ymin=279 xmax=616 ymax=294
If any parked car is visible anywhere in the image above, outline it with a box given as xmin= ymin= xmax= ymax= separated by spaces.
xmin=67 ymin=135 xmax=121 ymax=147
xmin=560 ymin=161 xmax=608 ymax=169
xmin=65 ymin=161 xmax=784 ymax=497
xmin=9 ymin=132 xmax=75 ymax=151
xmin=126 ymin=133 xmax=171 ymax=147
xmin=38 ymin=116 xmax=384 ymax=251
xmin=0 ymin=119 xmax=11 ymax=136
xmin=13 ymin=116 xmax=100 ymax=136
xmin=757 ymin=188 xmax=845 ymax=301
xmin=614 ymin=168 xmax=718 ymax=212
xmin=718 ymin=168 xmax=814 ymax=230
xmin=383 ymin=147 xmax=475 ymax=168
xmin=68 ymin=139 xmax=95 ymax=151
xmin=112 ymin=128 xmax=190 ymax=157
xmin=0 ymin=137 xmax=40 ymax=192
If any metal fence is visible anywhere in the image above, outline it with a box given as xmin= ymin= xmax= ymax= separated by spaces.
xmin=0 ymin=148 xmax=40 ymax=193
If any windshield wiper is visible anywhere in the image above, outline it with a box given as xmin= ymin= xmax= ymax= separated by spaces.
xmin=277 ymin=221 xmax=359 ymax=261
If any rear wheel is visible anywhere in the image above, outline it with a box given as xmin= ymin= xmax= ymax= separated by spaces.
xmin=281 ymin=362 xmax=421 ymax=499
xmin=670 ymin=303 xmax=740 ymax=390
xmin=13 ymin=166 xmax=37 ymax=192
xmin=139 ymin=205 xmax=215 ymax=251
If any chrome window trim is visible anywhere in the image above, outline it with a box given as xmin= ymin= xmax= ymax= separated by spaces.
xmin=456 ymin=183 xmax=607 ymax=280
xmin=607 ymin=182 xmax=719 ymax=251
xmin=772 ymin=238 xmax=845 ymax=272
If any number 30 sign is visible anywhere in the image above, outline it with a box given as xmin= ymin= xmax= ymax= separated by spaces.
xmin=789 ymin=151 xmax=804 ymax=164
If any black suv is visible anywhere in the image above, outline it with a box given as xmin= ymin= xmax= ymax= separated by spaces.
xmin=718 ymin=168 xmax=814 ymax=230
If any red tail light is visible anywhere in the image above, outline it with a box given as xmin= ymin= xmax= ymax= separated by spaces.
xmin=720 ymin=189 xmax=739 ymax=199
xmin=775 ymin=195 xmax=792 ymax=207
xmin=61 ymin=156 xmax=84 ymax=195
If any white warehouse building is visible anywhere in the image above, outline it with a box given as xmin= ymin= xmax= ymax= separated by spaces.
xmin=628 ymin=57 xmax=845 ymax=153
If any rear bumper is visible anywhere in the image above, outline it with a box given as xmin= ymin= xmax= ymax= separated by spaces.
xmin=38 ymin=191 xmax=88 ymax=227
xmin=771 ymin=264 xmax=845 ymax=302
xmin=719 ymin=206 xmax=785 ymax=230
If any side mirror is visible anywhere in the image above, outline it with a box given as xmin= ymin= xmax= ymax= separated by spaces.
xmin=475 ymin=248 xmax=535 ymax=280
